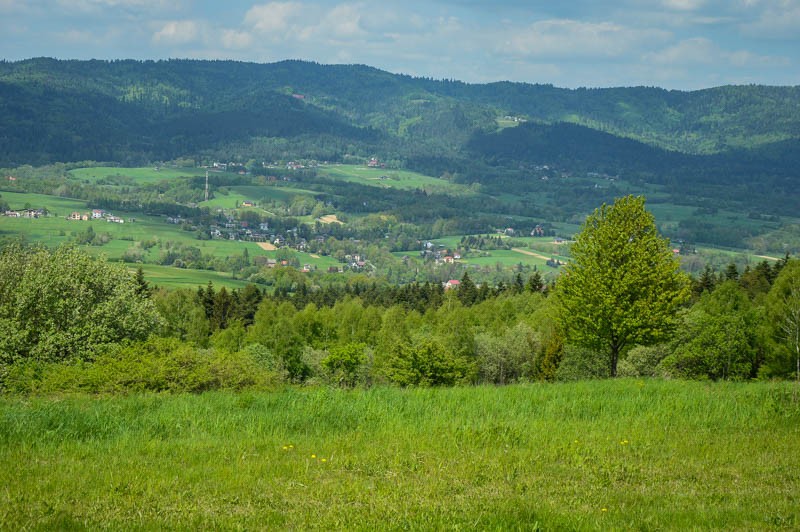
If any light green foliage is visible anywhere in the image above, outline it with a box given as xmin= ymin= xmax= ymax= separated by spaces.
xmin=247 ymin=300 xmax=309 ymax=381
xmin=2 ymin=337 xmax=277 ymax=394
xmin=152 ymin=288 xmax=210 ymax=345
xmin=376 ymin=338 xmax=472 ymax=387
xmin=0 ymin=244 xmax=163 ymax=363
xmin=475 ymin=323 xmax=539 ymax=384
xmin=763 ymin=259 xmax=800 ymax=379
xmin=321 ymin=343 xmax=368 ymax=387
xmin=617 ymin=344 xmax=670 ymax=377
xmin=558 ymin=195 xmax=691 ymax=376
xmin=661 ymin=281 xmax=761 ymax=380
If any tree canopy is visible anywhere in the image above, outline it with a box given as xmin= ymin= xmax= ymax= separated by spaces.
xmin=558 ymin=195 xmax=691 ymax=376
xmin=0 ymin=244 xmax=163 ymax=363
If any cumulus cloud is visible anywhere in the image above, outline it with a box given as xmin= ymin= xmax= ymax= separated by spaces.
xmin=55 ymin=0 xmax=180 ymax=13
xmin=152 ymin=20 xmax=201 ymax=45
xmin=322 ymin=3 xmax=368 ymax=40
xmin=740 ymin=2 xmax=800 ymax=38
xmin=646 ymin=37 xmax=789 ymax=67
xmin=221 ymin=29 xmax=254 ymax=49
xmin=661 ymin=0 xmax=707 ymax=11
xmin=244 ymin=2 xmax=305 ymax=34
xmin=503 ymin=19 xmax=670 ymax=59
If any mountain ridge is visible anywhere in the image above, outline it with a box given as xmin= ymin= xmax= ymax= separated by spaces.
xmin=1 ymin=57 xmax=799 ymax=174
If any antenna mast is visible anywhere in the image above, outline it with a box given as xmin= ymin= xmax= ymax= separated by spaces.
xmin=204 ymin=170 xmax=209 ymax=201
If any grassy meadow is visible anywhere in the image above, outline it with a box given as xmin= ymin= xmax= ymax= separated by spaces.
xmin=68 ymin=166 xmax=208 ymax=185
xmin=316 ymin=164 xmax=466 ymax=192
xmin=1 ymin=380 xmax=798 ymax=530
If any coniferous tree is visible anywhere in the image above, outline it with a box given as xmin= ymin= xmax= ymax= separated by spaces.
xmin=458 ymin=271 xmax=478 ymax=306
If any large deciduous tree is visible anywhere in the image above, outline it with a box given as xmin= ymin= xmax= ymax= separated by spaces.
xmin=558 ymin=195 xmax=690 ymax=376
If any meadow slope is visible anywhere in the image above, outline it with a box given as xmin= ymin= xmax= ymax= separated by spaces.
xmin=1 ymin=380 xmax=798 ymax=530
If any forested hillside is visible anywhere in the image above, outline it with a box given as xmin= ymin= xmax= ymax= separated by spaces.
xmin=2 ymin=58 xmax=799 ymax=168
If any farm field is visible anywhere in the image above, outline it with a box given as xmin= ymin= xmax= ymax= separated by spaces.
xmin=131 ymin=263 xmax=252 ymax=290
xmin=68 ymin=166 xmax=208 ymax=184
xmin=315 ymin=164 xmax=467 ymax=192
xmin=1 ymin=380 xmax=797 ymax=530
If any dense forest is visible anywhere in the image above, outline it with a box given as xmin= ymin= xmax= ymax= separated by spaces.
xmin=1 ymin=59 xmax=799 ymax=202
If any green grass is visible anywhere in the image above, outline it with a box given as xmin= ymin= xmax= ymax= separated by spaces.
xmin=316 ymin=164 xmax=465 ymax=192
xmin=68 ymin=166 xmax=208 ymax=184
xmin=0 ymin=191 xmax=89 ymax=215
xmin=131 ymin=264 xmax=252 ymax=290
xmin=0 ymin=380 xmax=797 ymax=529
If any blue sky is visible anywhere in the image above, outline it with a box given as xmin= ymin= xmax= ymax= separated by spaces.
xmin=1 ymin=0 xmax=798 ymax=89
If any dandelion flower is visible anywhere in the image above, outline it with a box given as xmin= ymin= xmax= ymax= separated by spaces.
xmin=321 ymin=458 xmax=327 ymax=463
xmin=311 ymin=454 xmax=316 ymax=459
xmin=601 ymin=508 xmax=608 ymax=513
xmin=282 ymin=446 xmax=288 ymax=450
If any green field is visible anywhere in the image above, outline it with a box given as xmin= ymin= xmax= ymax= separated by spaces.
xmin=68 ymin=166 xmax=208 ymax=184
xmin=0 ymin=191 xmax=89 ymax=216
xmin=128 ymin=264 xmax=250 ymax=290
xmin=316 ymin=164 xmax=465 ymax=192
xmin=1 ymin=380 xmax=797 ymax=529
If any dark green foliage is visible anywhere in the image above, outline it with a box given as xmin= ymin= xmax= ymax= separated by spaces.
xmin=661 ymin=281 xmax=762 ymax=380
xmin=762 ymin=260 xmax=800 ymax=379
xmin=457 ymin=271 xmax=478 ymax=306
xmin=555 ymin=346 xmax=610 ymax=381
xmin=2 ymin=58 xmax=800 ymax=226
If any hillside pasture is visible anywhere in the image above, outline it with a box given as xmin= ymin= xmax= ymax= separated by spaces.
xmin=0 ymin=381 xmax=797 ymax=530
xmin=68 ymin=166 xmax=208 ymax=185
xmin=131 ymin=263 xmax=251 ymax=290
xmin=0 ymin=191 xmax=90 ymax=216
xmin=316 ymin=164 xmax=464 ymax=192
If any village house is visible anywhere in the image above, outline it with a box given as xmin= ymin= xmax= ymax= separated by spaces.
xmin=444 ymin=279 xmax=461 ymax=290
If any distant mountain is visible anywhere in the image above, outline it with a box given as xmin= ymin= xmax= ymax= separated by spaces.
xmin=0 ymin=58 xmax=799 ymax=184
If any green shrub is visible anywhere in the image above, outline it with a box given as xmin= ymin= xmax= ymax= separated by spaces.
xmin=617 ymin=344 xmax=671 ymax=377
xmin=555 ymin=345 xmax=610 ymax=381
xmin=321 ymin=343 xmax=368 ymax=387
xmin=2 ymin=337 xmax=278 ymax=395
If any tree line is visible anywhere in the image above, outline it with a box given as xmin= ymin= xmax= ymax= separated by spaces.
xmin=1 ymin=196 xmax=799 ymax=395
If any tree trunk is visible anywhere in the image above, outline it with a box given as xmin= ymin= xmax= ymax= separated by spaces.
xmin=610 ymin=345 xmax=620 ymax=377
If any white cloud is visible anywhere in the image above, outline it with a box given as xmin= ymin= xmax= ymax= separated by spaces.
xmin=740 ymin=2 xmax=800 ymax=38
xmin=54 ymin=0 xmax=180 ymax=14
xmin=220 ymin=29 xmax=254 ymax=50
xmin=152 ymin=20 xmax=201 ymax=45
xmin=323 ymin=3 xmax=367 ymax=40
xmin=503 ymin=19 xmax=670 ymax=59
xmin=244 ymin=2 xmax=305 ymax=34
xmin=647 ymin=36 xmax=717 ymax=64
xmin=646 ymin=37 xmax=789 ymax=67
xmin=661 ymin=0 xmax=707 ymax=10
